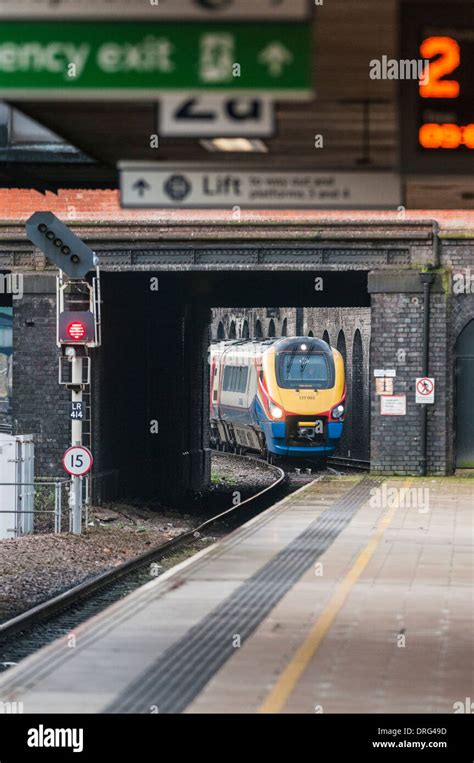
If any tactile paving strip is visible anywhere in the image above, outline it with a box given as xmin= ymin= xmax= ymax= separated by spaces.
xmin=107 ymin=478 xmax=379 ymax=714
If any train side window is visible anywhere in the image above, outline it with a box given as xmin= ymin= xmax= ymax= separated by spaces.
xmin=239 ymin=367 xmax=248 ymax=392
xmin=222 ymin=365 xmax=248 ymax=392
xmin=223 ymin=365 xmax=232 ymax=390
xmin=222 ymin=366 xmax=249 ymax=392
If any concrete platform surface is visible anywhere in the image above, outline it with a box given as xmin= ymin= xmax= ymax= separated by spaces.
xmin=0 ymin=476 xmax=471 ymax=714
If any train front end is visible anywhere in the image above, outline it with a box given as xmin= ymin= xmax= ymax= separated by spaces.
xmin=256 ymin=337 xmax=346 ymax=458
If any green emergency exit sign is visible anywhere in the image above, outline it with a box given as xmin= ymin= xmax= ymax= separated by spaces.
xmin=0 ymin=22 xmax=312 ymax=99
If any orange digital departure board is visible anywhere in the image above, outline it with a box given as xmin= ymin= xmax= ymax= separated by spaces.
xmin=400 ymin=1 xmax=474 ymax=173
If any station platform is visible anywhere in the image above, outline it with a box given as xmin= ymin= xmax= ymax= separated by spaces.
xmin=0 ymin=475 xmax=472 ymax=714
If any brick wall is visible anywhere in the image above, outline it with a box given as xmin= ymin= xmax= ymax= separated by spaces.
xmin=1 ymin=187 xmax=474 ymax=228
xmin=369 ymin=284 xmax=448 ymax=475
xmin=12 ymin=275 xmax=70 ymax=476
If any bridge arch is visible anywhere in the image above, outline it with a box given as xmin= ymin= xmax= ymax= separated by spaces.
xmin=337 ymin=330 xmax=347 ymax=367
xmin=351 ymin=329 xmax=365 ymax=458
xmin=455 ymin=319 xmax=474 ymax=468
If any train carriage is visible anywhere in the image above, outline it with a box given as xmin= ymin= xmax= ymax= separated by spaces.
xmin=210 ymin=336 xmax=346 ymax=458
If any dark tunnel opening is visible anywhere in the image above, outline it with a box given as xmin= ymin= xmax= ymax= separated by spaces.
xmin=95 ymin=270 xmax=371 ymax=500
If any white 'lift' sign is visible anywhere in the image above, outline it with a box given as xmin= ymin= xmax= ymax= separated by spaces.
xmin=120 ymin=164 xmax=402 ymax=209
xmin=159 ymin=95 xmax=275 ymax=137
xmin=62 ymin=446 xmax=93 ymax=476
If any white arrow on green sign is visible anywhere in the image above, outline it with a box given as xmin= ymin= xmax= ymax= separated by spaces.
xmin=0 ymin=22 xmax=312 ymax=99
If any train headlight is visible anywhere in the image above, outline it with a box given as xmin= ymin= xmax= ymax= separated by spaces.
xmin=269 ymin=402 xmax=284 ymax=419
xmin=331 ymin=404 xmax=345 ymax=419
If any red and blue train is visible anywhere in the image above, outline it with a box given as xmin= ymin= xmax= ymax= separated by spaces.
xmin=210 ymin=336 xmax=346 ymax=458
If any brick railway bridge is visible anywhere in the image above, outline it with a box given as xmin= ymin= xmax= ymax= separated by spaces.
xmin=3 ymin=217 xmax=474 ymax=501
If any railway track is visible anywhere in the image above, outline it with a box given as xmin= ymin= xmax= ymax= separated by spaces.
xmin=327 ymin=456 xmax=370 ymax=471
xmin=0 ymin=452 xmax=285 ymax=671
xmin=213 ymin=446 xmax=370 ymax=473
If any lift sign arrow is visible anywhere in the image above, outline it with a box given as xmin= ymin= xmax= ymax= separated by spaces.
xmin=132 ymin=179 xmax=151 ymax=197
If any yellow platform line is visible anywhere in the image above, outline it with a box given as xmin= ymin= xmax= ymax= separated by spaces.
xmin=259 ymin=479 xmax=412 ymax=714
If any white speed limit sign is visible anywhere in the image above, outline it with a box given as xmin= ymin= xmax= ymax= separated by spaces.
xmin=62 ymin=445 xmax=93 ymax=476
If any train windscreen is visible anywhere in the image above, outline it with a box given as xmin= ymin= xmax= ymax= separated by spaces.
xmin=276 ymin=351 xmax=333 ymax=389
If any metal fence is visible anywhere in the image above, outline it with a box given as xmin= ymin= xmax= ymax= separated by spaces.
xmin=0 ymin=469 xmax=120 ymax=538
xmin=0 ymin=477 xmax=79 ymax=536
xmin=34 ymin=477 xmax=75 ymax=534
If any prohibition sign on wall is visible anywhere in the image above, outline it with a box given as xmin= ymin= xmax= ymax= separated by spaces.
xmin=415 ymin=377 xmax=435 ymax=404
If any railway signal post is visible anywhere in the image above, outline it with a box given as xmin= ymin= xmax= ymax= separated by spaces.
xmin=69 ymin=349 xmax=86 ymax=534
xmin=26 ymin=212 xmax=101 ymax=534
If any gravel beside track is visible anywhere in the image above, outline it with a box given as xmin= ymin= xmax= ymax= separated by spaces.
xmin=0 ymin=453 xmax=280 ymax=623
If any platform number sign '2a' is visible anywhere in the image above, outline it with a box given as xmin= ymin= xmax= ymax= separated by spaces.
xmin=62 ymin=445 xmax=93 ymax=476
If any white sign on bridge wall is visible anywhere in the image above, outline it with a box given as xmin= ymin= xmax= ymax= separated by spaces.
xmin=380 ymin=395 xmax=406 ymax=416
xmin=120 ymin=164 xmax=402 ymax=209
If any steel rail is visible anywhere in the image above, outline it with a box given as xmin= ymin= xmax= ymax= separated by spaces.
xmin=327 ymin=456 xmax=370 ymax=471
xmin=0 ymin=452 xmax=285 ymax=642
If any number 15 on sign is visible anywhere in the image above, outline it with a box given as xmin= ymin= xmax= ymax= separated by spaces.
xmin=62 ymin=446 xmax=93 ymax=476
